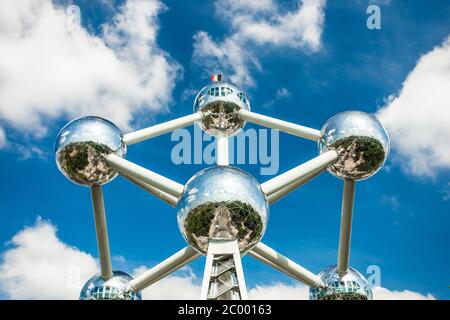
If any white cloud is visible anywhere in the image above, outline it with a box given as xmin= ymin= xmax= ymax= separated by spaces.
xmin=275 ymin=88 xmax=291 ymax=99
xmin=0 ymin=126 xmax=6 ymax=148
xmin=234 ymin=0 xmax=326 ymax=50
xmin=377 ymin=35 xmax=450 ymax=178
xmin=249 ymin=283 xmax=437 ymax=300
xmin=0 ymin=218 xmax=98 ymax=299
xmin=0 ymin=0 xmax=180 ymax=137
xmin=193 ymin=31 xmax=259 ymax=87
xmin=0 ymin=219 xmax=438 ymax=300
xmin=372 ymin=286 xmax=436 ymax=300
xmin=262 ymin=87 xmax=291 ymax=108
xmin=442 ymin=182 xmax=450 ymax=201
xmin=112 ymin=255 xmax=127 ymax=264
xmin=249 ymin=282 xmax=309 ymax=299
xmin=248 ymin=283 xmax=437 ymax=300
xmin=381 ymin=194 xmax=400 ymax=211
xmin=192 ymin=0 xmax=326 ymax=87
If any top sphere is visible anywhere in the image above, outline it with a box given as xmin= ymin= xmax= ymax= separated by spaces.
xmin=309 ymin=265 xmax=373 ymax=300
xmin=193 ymin=81 xmax=250 ymax=137
xmin=79 ymin=271 xmax=141 ymax=300
xmin=177 ymin=166 xmax=268 ymax=255
xmin=55 ymin=116 xmax=126 ymax=186
xmin=318 ymin=111 xmax=389 ymax=180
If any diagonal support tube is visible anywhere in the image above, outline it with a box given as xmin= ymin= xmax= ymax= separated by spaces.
xmin=337 ymin=179 xmax=356 ymax=275
xmin=120 ymin=172 xmax=178 ymax=207
xmin=239 ymin=110 xmax=321 ymax=141
xmin=128 ymin=246 xmax=200 ymax=292
xmin=90 ymin=185 xmax=113 ymax=280
xmin=266 ymin=169 xmax=323 ymax=204
xmin=106 ymin=154 xmax=184 ymax=198
xmin=261 ymin=150 xmax=338 ymax=197
xmin=250 ymin=242 xmax=323 ymax=288
xmin=248 ymin=251 xmax=299 ymax=281
xmin=123 ymin=112 xmax=203 ymax=145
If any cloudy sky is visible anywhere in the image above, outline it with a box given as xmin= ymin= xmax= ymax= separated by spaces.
xmin=0 ymin=0 xmax=449 ymax=299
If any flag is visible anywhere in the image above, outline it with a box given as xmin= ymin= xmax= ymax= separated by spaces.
xmin=210 ymin=74 xmax=222 ymax=82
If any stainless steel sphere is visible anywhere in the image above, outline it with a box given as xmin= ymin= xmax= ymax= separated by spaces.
xmin=309 ymin=266 xmax=373 ymax=300
xmin=193 ymin=82 xmax=250 ymax=137
xmin=55 ymin=116 xmax=126 ymax=186
xmin=319 ymin=111 xmax=390 ymax=180
xmin=79 ymin=271 xmax=141 ymax=300
xmin=177 ymin=166 xmax=269 ymax=255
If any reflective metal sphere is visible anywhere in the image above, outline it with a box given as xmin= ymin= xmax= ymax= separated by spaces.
xmin=177 ymin=166 xmax=269 ymax=255
xmin=55 ymin=116 xmax=126 ymax=186
xmin=309 ymin=266 xmax=373 ymax=300
xmin=319 ymin=111 xmax=389 ymax=180
xmin=193 ymin=82 xmax=250 ymax=137
xmin=79 ymin=271 xmax=141 ymax=300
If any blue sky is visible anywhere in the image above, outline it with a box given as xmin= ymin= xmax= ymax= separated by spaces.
xmin=0 ymin=0 xmax=449 ymax=299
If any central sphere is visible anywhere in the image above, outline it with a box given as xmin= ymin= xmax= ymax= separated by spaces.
xmin=177 ymin=166 xmax=269 ymax=255
xmin=193 ymin=82 xmax=250 ymax=137
xmin=79 ymin=271 xmax=141 ymax=300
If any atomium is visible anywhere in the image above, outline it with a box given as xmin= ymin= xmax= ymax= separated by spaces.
xmin=193 ymin=81 xmax=250 ymax=137
xmin=80 ymin=271 xmax=141 ymax=300
xmin=309 ymin=266 xmax=373 ymax=300
xmin=318 ymin=111 xmax=390 ymax=180
xmin=177 ymin=166 xmax=269 ymax=255
xmin=55 ymin=116 xmax=126 ymax=186
xmin=57 ymin=75 xmax=390 ymax=301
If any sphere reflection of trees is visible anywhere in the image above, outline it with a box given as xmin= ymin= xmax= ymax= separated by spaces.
xmin=319 ymin=111 xmax=389 ymax=180
xmin=329 ymin=135 xmax=386 ymax=180
xmin=184 ymin=200 xmax=263 ymax=252
xmin=57 ymin=141 xmax=116 ymax=185
xmin=55 ymin=116 xmax=126 ymax=186
xmin=177 ymin=166 xmax=268 ymax=255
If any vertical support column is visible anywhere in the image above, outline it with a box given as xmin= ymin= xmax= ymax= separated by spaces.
xmin=216 ymin=132 xmax=229 ymax=166
xmin=90 ymin=185 xmax=113 ymax=279
xmin=200 ymin=240 xmax=247 ymax=300
xmin=337 ymin=179 xmax=356 ymax=275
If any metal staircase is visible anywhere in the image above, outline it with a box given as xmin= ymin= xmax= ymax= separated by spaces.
xmin=200 ymin=240 xmax=248 ymax=300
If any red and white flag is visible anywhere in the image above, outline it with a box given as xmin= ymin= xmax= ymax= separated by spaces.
xmin=210 ymin=74 xmax=222 ymax=82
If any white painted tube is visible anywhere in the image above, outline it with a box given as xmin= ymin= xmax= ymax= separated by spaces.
xmin=129 ymin=246 xmax=200 ymax=292
xmin=337 ymin=179 xmax=356 ymax=275
xmin=239 ymin=110 xmax=321 ymax=141
xmin=123 ymin=112 xmax=203 ymax=145
xmin=120 ymin=172 xmax=178 ymax=207
xmin=106 ymin=154 xmax=184 ymax=198
xmin=266 ymin=169 xmax=323 ymax=204
xmin=90 ymin=185 xmax=113 ymax=280
xmin=248 ymin=251 xmax=300 ymax=282
xmin=261 ymin=150 xmax=338 ymax=197
xmin=250 ymin=242 xmax=323 ymax=288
